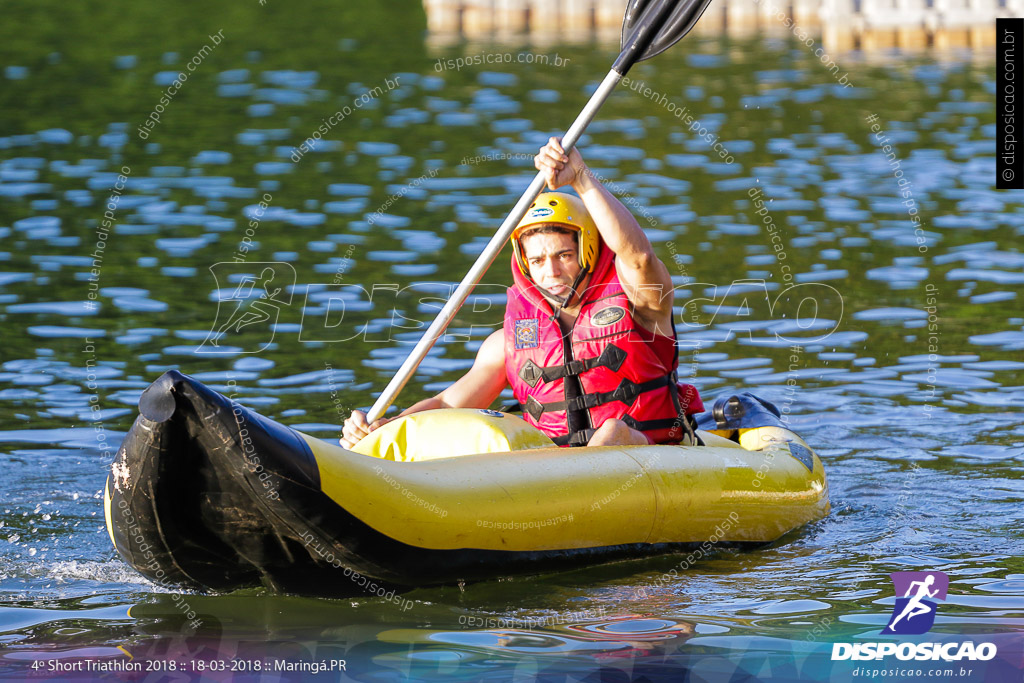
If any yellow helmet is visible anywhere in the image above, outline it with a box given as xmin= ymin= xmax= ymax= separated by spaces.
xmin=511 ymin=192 xmax=599 ymax=278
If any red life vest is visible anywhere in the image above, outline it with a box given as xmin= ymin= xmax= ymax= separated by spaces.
xmin=503 ymin=246 xmax=703 ymax=447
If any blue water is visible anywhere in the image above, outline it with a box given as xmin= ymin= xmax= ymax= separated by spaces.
xmin=0 ymin=2 xmax=1022 ymax=680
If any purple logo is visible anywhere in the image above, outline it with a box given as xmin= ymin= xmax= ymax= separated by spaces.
xmin=881 ymin=571 xmax=949 ymax=635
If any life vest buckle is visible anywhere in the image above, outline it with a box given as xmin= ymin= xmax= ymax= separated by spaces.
xmin=518 ymin=360 xmax=544 ymax=388
xmin=612 ymin=378 xmax=640 ymax=405
xmin=524 ymin=395 xmax=546 ymax=421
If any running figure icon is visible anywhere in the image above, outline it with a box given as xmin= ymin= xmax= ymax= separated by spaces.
xmin=210 ymin=267 xmax=282 ymax=345
xmin=882 ymin=571 xmax=949 ymax=635
xmin=200 ymin=262 xmax=296 ymax=354
xmin=888 ymin=575 xmax=938 ymax=629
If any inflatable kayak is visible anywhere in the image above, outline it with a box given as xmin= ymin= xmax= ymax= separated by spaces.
xmin=104 ymin=370 xmax=829 ymax=596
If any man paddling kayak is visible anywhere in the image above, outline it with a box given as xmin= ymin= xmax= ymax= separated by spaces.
xmin=342 ymin=138 xmax=702 ymax=449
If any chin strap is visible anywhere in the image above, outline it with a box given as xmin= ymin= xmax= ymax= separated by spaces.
xmin=546 ymin=267 xmax=590 ymax=323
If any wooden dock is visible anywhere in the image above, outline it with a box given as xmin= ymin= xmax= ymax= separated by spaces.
xmin=423 ymin=0 xmax=1016 ymax=51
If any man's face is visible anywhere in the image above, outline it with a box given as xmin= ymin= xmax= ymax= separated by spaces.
xmin=521 ymin=230 xmax=584 ymax=304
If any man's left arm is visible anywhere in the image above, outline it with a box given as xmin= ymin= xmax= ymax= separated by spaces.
xmin=536 ymin=136 xmax=676 ymax=334
xmin=571 ymin=163 xmax=675 ymax=335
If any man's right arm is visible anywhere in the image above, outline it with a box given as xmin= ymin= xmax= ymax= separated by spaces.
xmin=341 ymin=328 xmax=508 ymax=447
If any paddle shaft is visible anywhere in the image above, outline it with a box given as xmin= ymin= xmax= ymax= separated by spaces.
xmin=365 ymin=0 xmax=685 ymax=423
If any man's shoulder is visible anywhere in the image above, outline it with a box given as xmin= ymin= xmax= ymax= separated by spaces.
xmin=479 ymin=328 xmax=508 ymax=365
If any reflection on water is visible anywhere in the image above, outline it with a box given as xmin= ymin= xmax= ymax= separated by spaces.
xmin=0 ymin=0 xmax=1022 ymax=679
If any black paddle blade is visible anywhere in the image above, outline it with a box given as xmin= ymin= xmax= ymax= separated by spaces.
xmin=620 ymin=0 xmax=714 ymax=63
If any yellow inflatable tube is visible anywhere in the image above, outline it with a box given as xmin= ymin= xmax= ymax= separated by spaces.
xmin=304 ymin=409 xmax=829 ymax=553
